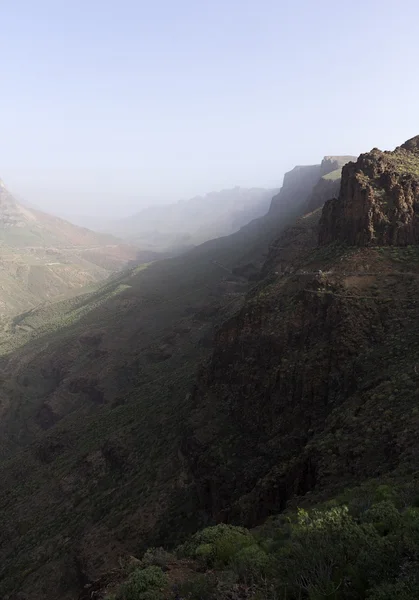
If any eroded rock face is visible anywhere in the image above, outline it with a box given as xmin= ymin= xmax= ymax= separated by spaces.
xmin=319 ymin=136 xmax=419 ymax=246
xmin=306 ymin=177 xmax=341 ymax=214
xmin=268 ymin=165 xmax=321 ymax=217
xmin=268 ymin=157 xmax=356 ymax=220
xmin=182 ymin=267 xmax=388 ymax=526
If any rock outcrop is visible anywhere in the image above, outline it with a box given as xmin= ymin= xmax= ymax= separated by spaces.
xmin=319 ymin=136 xmax=419 ymax=246
xmin=268 ymin=165 xmax=321 ymax=217
xmin=268 ymin=157 xmax=356 ymax=220
xmin=182 ymin=139 xmax=419 ymax=527
xmin=306 ymin=156 xmax=357 ymax=213
xmin=183 ymin=229 xmax=419 ymax=529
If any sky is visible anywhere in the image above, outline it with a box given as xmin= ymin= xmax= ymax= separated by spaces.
xmin=1 ymin=0 xmax=418 ymax=218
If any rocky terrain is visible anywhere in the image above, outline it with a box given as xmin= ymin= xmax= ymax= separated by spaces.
xmin=319 ymin=136 xmax=419 ymax=245
xmin=0 ymin=180 xmax=141 ymax=315
xmin=305 ymin=156 xmax=356 ymax=213
xmin=270 ymin=156 xmax=355 ymax=217
xmin=1 ymin=140 xmax=419 ymax=599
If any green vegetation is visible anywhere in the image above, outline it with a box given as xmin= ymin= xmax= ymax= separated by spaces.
xmin=0 ymin=208 xmax=271 ymax=598
xmin=112 ymin=566 xmax=167 ymax=600
xmin=386 ymin=149 xmax=419 ymax=177
xmin=178 ymin=523 xmax=254 ymax=567
xmin=0 ymin=183 xmax=140 ymax=316
xmin=106 ymin=485 xmax=419 ymax=599
xmin=373 ymin=245 xmax=419 ymax=267
xmin=3 ymin=140 xmax=419 ymax=600
xmin=323 ymin=168 xmax=343 ymax=181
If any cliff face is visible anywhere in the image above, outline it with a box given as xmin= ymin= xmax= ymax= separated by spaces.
xmin=268 ymin=165 xmax=321 ymax=217
xmin=306 ymin=156 xmax=357 ymax=213
xmin=268 ymin=157 xmax=356 ymax=220
xmin=183 ymin=138 xmax=419 ymax=529
xmin=319 ymin=136 xmax=419 ymax=246
xmin=184 ymin=240 xmax=419 ymax=528
xmin=306 ymin=177 xmax=341 ymax=213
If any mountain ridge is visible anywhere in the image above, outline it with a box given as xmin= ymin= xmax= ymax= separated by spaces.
xmin=0 ymin=180 xmax=141 ymax=315
xmin=320 ymin=136 xmax=419 ymax=245
xmin=84 ymin=187 xmax=278 ymax=252
xmin=0 ymin=142 xmax=416 ymax=599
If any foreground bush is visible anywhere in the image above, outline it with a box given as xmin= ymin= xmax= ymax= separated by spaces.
xmin=115 ymin=566 xmax=167 ymax=600
xmin=177 ymin=523 xmax=254 ymax=567
xmin=111 ymin=484 xmax=419 ymax=600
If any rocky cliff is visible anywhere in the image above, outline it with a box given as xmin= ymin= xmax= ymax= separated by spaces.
xmin=184 ymin=235 xmax=419 ymax=529
xmin=306 ymin=156 xmax=357 ymax=213
xmin=319 ymin=136 xmax=419 ymax=245
xmin=2 ymin=143 xmax=412 ymax=599
xmin=268 ymin=165 xmax=321 ymax=217
xmin=269 ymin=156 xmax=356 ymax=219
xmin=182 ymin=139 xmax=419 ymax=528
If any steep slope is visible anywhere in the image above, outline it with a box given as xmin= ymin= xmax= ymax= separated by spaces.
xmin=268 ymin=165 xmax=320 ymax=216
xmin=0 ymin=180 xmax=140 ymax=314
xmin=99 ymin=188 xmax=277 ymax=252
xmin=184 ymin=241 xmax=419 ymax=525
xmin=0 ymin=155 xmax=359 ymax=599
xmin=268 ymin=156 xmax=355 ymax=218
xmin=306 ymin=155 xmax=356 ymax=212
xmin=183 ymin=138 xmax=419 ymax=528
xmin=319 ymin=137 xmax=419 ymax=245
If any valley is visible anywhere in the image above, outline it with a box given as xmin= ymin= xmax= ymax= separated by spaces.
xmin=3 ymin=2 xmax=418 ymax=597
xmin=1 ymin=140 xmax=419 ymax=599
xmin=0 ymin=180 xmax=143 ymax=317
xmin=75 ymin=188 xmax=278 ymax=253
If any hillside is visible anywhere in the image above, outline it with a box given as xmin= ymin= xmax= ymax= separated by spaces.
xmin=320 ymin=136 xmax=419 ymax=245
xmin=0 ymin=164 xmax=325 ymax=599
xmin=182 ymin=140 xmax=419 ymax=528
xmin=96 ymin=187 xmax=277 ymax=252
xmin=1 ymin=142 xmax=418 ymax=599
xmin=306 ymin=155 xmax=357 ymax=212
xmin=269 ymin=156 xmax=355 ymax=217
xmin=0 ymin=180 xmax=141 ymax=315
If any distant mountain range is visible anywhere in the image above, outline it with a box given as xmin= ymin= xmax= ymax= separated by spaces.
xmin=0 ymin=153 xmax=365 ymax=598
xmin=0 ymin=179 xmax=140 ymax=315
xmin=68 ymin=187 xmax=278 ymax=252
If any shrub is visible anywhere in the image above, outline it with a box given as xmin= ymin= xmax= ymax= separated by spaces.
xmin=231 ymin=544 xmax=273 ymax=583
xmin=178 ymin=573 xmax=217 ymax=600
xmin=213 ymin=528 xmax=254 ymax=567
xmin=373 ymin=485 xmax=396 ymax=503
xmin=367 ymin=581 xmax=419 ymax=599
xmin=140 ymin=547 xmax=173 ymax=570
xmin=194 ymin=543 xmax=214 ymax=565
xmin=177 ymin=523 xmax=253 ymax=567
xmin=362 ymin=501 xmax=402 ymax=535
xmin=116 ymin=566 xmax=167 ymax=600
xmin=276 ymin=506 xmax=378 ymax=599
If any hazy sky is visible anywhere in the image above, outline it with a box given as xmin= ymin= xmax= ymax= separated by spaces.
xmin=1 ymin=0 xmax=418 ymax=217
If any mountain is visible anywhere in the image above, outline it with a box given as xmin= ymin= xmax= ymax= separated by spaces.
xmin=182 ymin=140 xmax=419 ymax=526
xmin=320 ymin=137 xmax=419 ymax=245
xmin=76 ymin=140 xmax=419 ymax=593
xmin=305 ymin=155 xmax=357 ymax=212
xmin=99 ymin=187 xmax=278 ymax=252
xmin=269 ymin=156 xmax=356 ymax=217
xmin=1 ymin=143 xmax=417 ymax=599
xmin=0 ymin=180 xmax=142 ymax=315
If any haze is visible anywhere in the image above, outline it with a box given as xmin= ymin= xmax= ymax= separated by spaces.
xmin=1 ymin=0 xmax=418 ymax=218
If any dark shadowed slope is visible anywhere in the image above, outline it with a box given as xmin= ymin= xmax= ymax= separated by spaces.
xmin=0 ymin=153 xmax=366 ymax=599
xmin=184 ymin=138 xmax=419 ymax=528
xmin=73 ymin=138 xmax=419 ymax=600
